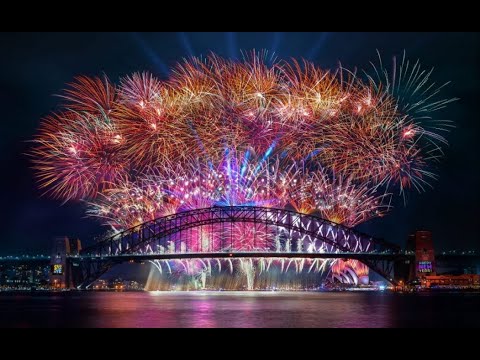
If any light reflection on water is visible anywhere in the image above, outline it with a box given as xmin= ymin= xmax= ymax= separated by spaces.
xmin=0 ymin=291 xmax=479 ymax=327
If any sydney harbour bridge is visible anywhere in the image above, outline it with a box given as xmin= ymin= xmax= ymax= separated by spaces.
xmin=1 ymin=205 xmax=478 ymax=289
xmin=72 ymin=206 xmax=402 ymax=288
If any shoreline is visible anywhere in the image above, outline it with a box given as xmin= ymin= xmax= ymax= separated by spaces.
xmin=1 ymin=288 xmax=479 ymax=295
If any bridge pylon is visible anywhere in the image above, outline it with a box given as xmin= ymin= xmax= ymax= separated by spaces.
xmin=50 ymin=237 xmax=82 ymax=289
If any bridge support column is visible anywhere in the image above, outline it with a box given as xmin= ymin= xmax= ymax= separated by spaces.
xmin=49 ymin=237 xmax=82 ymax=289
xmin=407 ymin=231 xmax=436 ymax=282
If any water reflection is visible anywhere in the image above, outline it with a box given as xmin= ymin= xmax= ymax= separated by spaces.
xmin=0 ymin=291 xmax=478 ymax=328
xmin=91 ymin=292 xmax=394 ymax=328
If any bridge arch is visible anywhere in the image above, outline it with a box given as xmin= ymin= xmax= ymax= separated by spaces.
xmin=81 ymin=206 xmax=398 ymax=257
xmin=74 ymin=206 xmax=400 ymax=287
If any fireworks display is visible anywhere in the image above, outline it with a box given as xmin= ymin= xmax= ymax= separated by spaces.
xmin=31 ymin=51 xmax=454 ymax=288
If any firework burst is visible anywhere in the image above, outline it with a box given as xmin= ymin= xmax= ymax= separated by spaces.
xmin=31 ymin=111 xmax=127 ymax=201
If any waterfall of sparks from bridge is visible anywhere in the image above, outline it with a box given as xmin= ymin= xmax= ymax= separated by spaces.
xmin=31 ymin=51 xmax=455 ymax=289
xmin=145 ymin=258 xmax=331 ymax=291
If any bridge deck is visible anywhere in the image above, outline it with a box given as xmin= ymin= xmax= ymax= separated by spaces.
xmin=72 ymin=252 xmax=407 ymax=262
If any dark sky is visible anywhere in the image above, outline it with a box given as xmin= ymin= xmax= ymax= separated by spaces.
xmin=0 ymin=32 xmax=478 ymax=254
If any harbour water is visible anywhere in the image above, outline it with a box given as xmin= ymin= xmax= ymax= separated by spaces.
xmin=0 ymin=291 xmax=479 ymax=327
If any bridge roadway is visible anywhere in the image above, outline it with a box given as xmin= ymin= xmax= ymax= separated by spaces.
xmin=0 ymin=256 xmax=50 ymax=265
xmin=72 ymin=251 xmax=407 ymax=262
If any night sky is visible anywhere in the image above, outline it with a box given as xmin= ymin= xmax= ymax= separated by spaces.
xmin=0 ymin=32 xmax=478 ymax=254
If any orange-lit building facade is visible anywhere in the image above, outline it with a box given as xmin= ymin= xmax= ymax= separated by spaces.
xmin=422 ymin=274 xmax=480 ymax=288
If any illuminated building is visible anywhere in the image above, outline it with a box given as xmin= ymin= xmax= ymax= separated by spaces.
xmin=422 ymin=274 xmax=480 ymax=289
xmin=0 ymin=262 xmax=50 ymax=289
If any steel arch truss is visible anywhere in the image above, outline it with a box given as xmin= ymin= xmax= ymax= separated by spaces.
xmin=81 ymin=206 xmax=398 ymax=257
